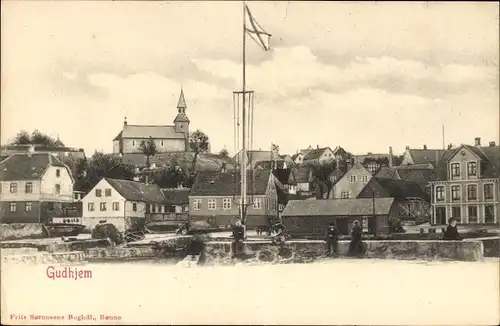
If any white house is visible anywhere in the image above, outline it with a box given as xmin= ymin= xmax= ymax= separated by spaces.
xmin=0 ymin=151 xmax=74 ymax=223
xmin=81 ymin=177 xmax=165 ymax=232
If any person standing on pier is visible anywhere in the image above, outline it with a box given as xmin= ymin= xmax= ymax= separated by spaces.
xmin=325 ymin=222 xmax=339 ymax=257
xmin=347 ymin=220 xmax=364 ymax=257
xmin=443 ymin=218 xmax=462 ymax=240
xmin=232 ymin=220 xmax=245 ymax=258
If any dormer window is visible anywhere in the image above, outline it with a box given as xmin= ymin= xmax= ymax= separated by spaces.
xmin=467 ymin=162 xmax=477 ymax=176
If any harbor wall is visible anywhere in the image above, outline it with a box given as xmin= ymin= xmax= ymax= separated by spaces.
xmin=203 ymin=239 xmax=484 ymax=263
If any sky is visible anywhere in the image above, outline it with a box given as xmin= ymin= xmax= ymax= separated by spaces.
xmin=1 ymin=1 xmax=499 ymax=157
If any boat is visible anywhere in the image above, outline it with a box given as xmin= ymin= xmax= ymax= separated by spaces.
xmin=44 ymin=223 xmax=85 ymax=237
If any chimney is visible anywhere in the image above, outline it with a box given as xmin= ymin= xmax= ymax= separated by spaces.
xmin=447 ymin=143 xmax=453 ymax=150
xmin=389 ymin=147 xmax=394 ymax=168
xmin=317 ymin=145 xmax=320 ymax=149
xmin=423 ymin=144 xmax=427 ymax=150
xmin=489 ymin=141 xmax=496 ymax=147
xmin=346 ymin=159 xmax=353 ymax=171
xmin=27 ymin=145 xmax=35 ymax=157
xmin=474 ymin=137 xmax=481 ymax=146
xmin=124 ymin=116 xmax=128 ymax=126
xmin=405 ymin=145 xmax=410 ymax=150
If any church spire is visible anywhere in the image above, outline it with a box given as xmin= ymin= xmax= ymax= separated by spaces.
xmin=177 ymin=86 xmax=187 ymax=112
xmin=174 ymin=87 xmax=190 ymax=124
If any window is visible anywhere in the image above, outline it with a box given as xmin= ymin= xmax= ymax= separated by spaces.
xmin=341 ymin=191 xmax=350 ymax=199
xmin=222 ymin=198 xmax=231 ymax=210
xmin=56 ymin=169 xmax=61 ymax=177
xmin=451 ymin=185 xmax=461 ymax=201
xmin=54 ymin=184 xmax=61 ymax=194
xmin=451 ymin=163 xmax=460 ymax=177
xmin=9 ymin=183 xmax=17 ymax=193
xmin=150 ymin=204 xmax=156 ymax=213
xmin=349 ymin=175 xmax=357 ymax=183
xmin=362 ymin=175 xmax=369 ymax=183
xmin=435 ymin=186 xmax=444 ymax=201
xmin=208 ymin=199 xmax=216 ymax=210
xmin=467 ymin=185 xmax=477 ymax=200
xmin=25 ymin=202 xmax=33 ymax=212
xmin=105 ymin=189 xmax=112 ymax=197
xmin=330 ymin=175 xmax=337 ymax=183
xmin=485 ymin=205 xmax=495 ymax=223
xmin=112 ymin=202 xmax=120 ymax=211
xmin=484 ymin=184 xmax=494 ymax=200
xmin=451 ymin=206 xmax=461 ymax=219
xmin=193 ymin=199 xmax=202 ymax=211
xmin=132 ymin=140 xmax=136 ymax=147
xmin=95 ymin=189 xmax=102 ymax=197
xmin=132 ymin=203 xmax=137 ymax=212
xmin=467 ymin=206 xmax=478 ymax=223
xmin=88 ymin=203 xmax=95 ymax=211
xmin=253 ymin=198 xmax=262 ymax=209
xmin=161 ymin=140 xmax=164 ymax=147
xmin=100 ymin=202 xmax=107 ymax=211
xmin=9 ymin=202 xmax=16 ymax=212
xmin=467 ymin=162 xmax=477 ymax=176
xmin=25 ymin=182 xmax=33 ymax=193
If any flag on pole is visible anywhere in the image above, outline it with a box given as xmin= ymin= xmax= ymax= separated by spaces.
xmin=245 ymin=5 xmax=272 ymax=51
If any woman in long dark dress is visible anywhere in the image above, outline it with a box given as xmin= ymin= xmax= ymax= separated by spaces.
xmin=348 ymin=220 xmax=364 ymax=257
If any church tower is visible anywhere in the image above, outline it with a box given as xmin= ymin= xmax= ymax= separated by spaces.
xmin=174 ymin=87 xmax=190 ymax=151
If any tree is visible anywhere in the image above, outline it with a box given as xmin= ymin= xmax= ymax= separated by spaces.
xmin=139 ymin=137 xmax=157 ymax=168
xmin=9 ymin=129 xmax=65 ymax=147
xmin=152 ymin=166 xmax=189 ymax=188
xmin=189 ymin=130 xmax=210 ymax=173
xmin=219 ymin=148 xmax=229 ymax=157
xmin=75 ymin=152 xmax=134 ymax=193
xmin=312 ymin=161 xmax=337 ymax=199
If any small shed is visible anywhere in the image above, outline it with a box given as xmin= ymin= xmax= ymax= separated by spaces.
xmin=281 ymin=198 xmax=396 ymax=238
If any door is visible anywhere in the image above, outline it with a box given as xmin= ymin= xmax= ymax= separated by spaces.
xmin=435 ymin=207 xmax=446 ymax=225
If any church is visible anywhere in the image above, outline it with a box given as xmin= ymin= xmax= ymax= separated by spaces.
xmin=112 ymin=88 xmax=191 ymax=154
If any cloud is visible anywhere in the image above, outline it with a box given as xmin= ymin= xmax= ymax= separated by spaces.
xmin=194 ymin=47 xmax=497 ymax=100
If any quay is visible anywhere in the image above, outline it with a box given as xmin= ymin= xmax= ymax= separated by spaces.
xmin=1 ymin=233 xmax=494 ymax=265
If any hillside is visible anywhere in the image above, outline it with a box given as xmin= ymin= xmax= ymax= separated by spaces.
xmin=120 ymin=152 xmax=236 ymax=172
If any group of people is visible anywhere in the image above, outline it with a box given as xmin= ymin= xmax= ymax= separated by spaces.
xmin=325 ymin=220 xmax=364 ymax=257
xmin=231 ymin=217 xmax=463 ymax=259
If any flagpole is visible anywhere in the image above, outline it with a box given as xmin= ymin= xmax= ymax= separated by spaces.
xmin=240 ymin=1 xmax=248 ymax=229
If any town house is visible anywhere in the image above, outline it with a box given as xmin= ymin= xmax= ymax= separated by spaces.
xmin=0 ymin=152 xmax=74 ymax=223
xmin=429 ymin=138 xmax=499 ymax=225
xmin=81 ymin=177 xmax=165 ymax=232
xmin=189 ymin=170 xmax=278 ymax=229
xmin=329 ymin=161 xmax=373 ymax=199
xmin=301 ymin=146 xmax=335 ymax=166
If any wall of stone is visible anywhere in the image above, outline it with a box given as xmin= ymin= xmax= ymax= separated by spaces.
xmin=465 ymin=237 xmax=499 ymax=257
xmin=202 ymin=239 xmax=484 ymax=263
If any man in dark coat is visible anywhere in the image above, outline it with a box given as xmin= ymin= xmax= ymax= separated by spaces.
xmin=443 ymin=218 xmax=462 ymax=240
xmin=325 ymin=222 xmax=339 ymax=257
xmin=232 ymin=220 xmax=245 ymax=258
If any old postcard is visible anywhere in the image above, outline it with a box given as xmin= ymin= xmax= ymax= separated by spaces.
xmin=1 ymin=1 xmax=499 ymax=325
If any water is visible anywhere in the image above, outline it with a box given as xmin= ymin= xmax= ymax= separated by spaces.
xmin=2 ymin=258 xmax=499 ymax=325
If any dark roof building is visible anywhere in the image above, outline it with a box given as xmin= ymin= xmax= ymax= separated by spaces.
xmin=0 ymin=153 xmax=68 ymax=181
xmin=104 ymin=178 xmax=165 ymax=203
xmin=161 ymin=188 xmax=190 ymax=206
xmin=190 ymin=170 xmax=272 ymax=197
xmin=282 ymin=197 xmax=396 ymax=217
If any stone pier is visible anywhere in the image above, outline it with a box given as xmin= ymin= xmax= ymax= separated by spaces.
xmin=202 ymin=239 xmax=485 ymax=264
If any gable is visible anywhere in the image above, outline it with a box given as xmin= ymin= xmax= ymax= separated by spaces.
xmin=448 ymin=145 xmax=483 ymax=163
xmin=82 ymin=179 xmax=125 ymax=202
